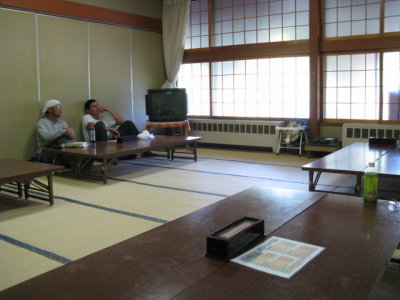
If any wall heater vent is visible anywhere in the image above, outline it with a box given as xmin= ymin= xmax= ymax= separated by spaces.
xmin=189 ymin=119 xmax=285 ymax=152
xmin=342 ymin=123 xmax=400 ymax=147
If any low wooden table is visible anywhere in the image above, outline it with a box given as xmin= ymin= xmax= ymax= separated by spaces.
xmin=304 ymin=142 xmax=341 ymax=158
xmin=0 ymin=159 xmax=64 ymax=205
xmin=1 ymin=187 xmax=399 ymax=299
xmin=302 ymin=142 xmax=399 ymax=196
xmin=45 ymin=135 xmax=202 ymax=184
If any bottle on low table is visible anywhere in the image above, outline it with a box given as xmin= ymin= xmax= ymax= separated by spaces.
xmin=363 ymin=162 xmax=378 ymax=205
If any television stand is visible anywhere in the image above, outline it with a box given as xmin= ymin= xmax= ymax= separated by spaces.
xmin=145 ymin=120 xmax=190 ymax=136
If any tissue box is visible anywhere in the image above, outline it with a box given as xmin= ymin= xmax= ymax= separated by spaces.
xmin=206 ymin=217 xmax=265 ymax=261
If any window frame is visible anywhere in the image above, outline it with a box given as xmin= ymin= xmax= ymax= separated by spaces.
xmin=182 ymin=0 xmax=400 ymax=134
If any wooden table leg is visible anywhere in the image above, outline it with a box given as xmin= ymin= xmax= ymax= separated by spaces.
xmin=193 ymin=141 xmax=198 ymax=161
xmin=308 ymin=171 xmax=314 ymax=191
xmin=356 ymin=173 xmax=362 ymax=196
xmin=183 ymin=125 xmax=189 ymax=136
xmin=47 ymin=174 xmax=55 ymax=206
xmin=76 ymin=157 xmax=82 ymax=179
xmin=101 ymin=158 xmax=116 ymax=184
xmin=23 ymin=180 xmax=30 ymax=199
xmin=17 ymin=182 xmax=23 ymax=198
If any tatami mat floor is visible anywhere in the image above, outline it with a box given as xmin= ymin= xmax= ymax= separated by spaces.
xmin=0 ymin=147 xmax=356 ymax=291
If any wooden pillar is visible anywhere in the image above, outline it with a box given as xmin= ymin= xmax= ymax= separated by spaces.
xmin=309 ymin=0 xmax=322 ymax=139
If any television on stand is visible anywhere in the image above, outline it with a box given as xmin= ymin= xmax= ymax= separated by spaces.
xmin=145 ymin=88 xmax=187 ymax=122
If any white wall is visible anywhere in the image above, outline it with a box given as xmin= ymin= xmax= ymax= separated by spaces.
xmin=0 ymin=7 xmax=165 ymax=160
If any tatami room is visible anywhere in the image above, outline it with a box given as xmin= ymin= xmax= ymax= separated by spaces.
xmin=1 ymin=0 xmax=400 ymax=297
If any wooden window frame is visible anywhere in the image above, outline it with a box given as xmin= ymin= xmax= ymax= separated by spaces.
xmin=182 ymin=0 xmax=400 ymax=138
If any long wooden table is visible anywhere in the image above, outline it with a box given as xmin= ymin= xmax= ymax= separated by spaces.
xmin=44 ymin=135 xmax=202 ymax=184
xmin=1 ymin=186 xmax=399 ymax=299
xmin=0 ymin=159 xmax=64 ymax=205
xmin=302 ymin=142 xmax=400 ymax=196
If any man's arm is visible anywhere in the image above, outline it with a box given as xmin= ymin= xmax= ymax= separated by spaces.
xmin=37 ymin=119 xmax=72 ymax=142
xmin=101 ymin=106 xmax=125 ymax=125
xmin=83 ymin=114 xmax=96 ymax=129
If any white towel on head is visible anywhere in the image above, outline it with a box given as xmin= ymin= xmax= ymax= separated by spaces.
xmin=42 ymin=99 xmax=60 ymax=116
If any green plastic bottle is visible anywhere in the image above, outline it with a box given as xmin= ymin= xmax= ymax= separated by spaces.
xmin=363 ymin=162 xmax=378 ymax=205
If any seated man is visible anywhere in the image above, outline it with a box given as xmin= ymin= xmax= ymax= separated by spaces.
xmin=36 ymin=99 xmax=75 ymax=164
xmin=82 ymin=99 xmax=139 ymax=142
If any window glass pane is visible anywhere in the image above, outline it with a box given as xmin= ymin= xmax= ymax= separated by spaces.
xmin=296 ymin=26 xmax=309 ymax=39
xmin=222 ymin=7 xmax=233 ymax=21
xmin=385 ymin=0 xmax=400 ymax=17
xmin=245 ymin=31 xmax=257 ymax=43
xmin=270 ymin=1 xmax=282 ymax=14
xmin=177 ymin=63 xmax=210 ymax=116
xmin=270 ymin=14 xmax=282 ymax=28
xmin=245 ymin=17 xmax=257 ymax=30
xmin=338 ymin=71 xmax=351 ymax=86
xmin=326 ymin=8 xmax=337 ymax=23
xmin=283 ymin=0 xmax=295 ymax=13
xmin=383 ymin=52 xmax=400 ymax=120
xmin=223 ymin=61 xmax=234 ymax=74
xmin=283 ymin=27 xmax=295 ymax=40
xmin=338 ymin=7 xmax=351 ymax=22
xmin=257 ymin=29 xmax=269 ymax=42
xmin=325 ymin=72 xmax=337 ymax=87
xmin=192 ymin=24 xmax=201 ymax=36
xmin=233 ymin=19 xmax=244 ymax=32
xmin=222 ymin=20 xmax=233 ymax=33
xmin=326 ymin=56 xmax=337 ymax=71
xmin=351 ymin=54 xmax=365 ymax=70
xmin=270 ymin=28 xmax=283 ymax=41
xmin=325 ymin=0 xmax=381 ymax=37
xmin=258 ymin=16 xmax=269 ymax=29
xmin=325 ymin=0 xmax=337 ymax=9
xmin=233 ymin=6 xmax=245 ymax=19
xmin=188 ymin=0 xmax=310 ymax=48
xmin=385 ymin=17 xmax=400 ymax=33
xmin=296 ymin=0 xmax=309 ymax=11
xmin=178 ymin=57 xmax=310 ymax=118
xmin=352 ymin=5 xmax=366 ymax=20
xmin=213 ymin=34 xmax=222 ymax=46
xmin=366 ymin=19 xmax=379 ymax=34
xmin=245 ymin=4 xmax=257 ymax=17
xmin=367 ymin=3 xmax=379 ymax=18
xmin=222 ymin=33 xmax=233 ymax=45
xmin=192 ymin=37 xmax=201 ymax=48
xmin=338 ymin=22 xmax=351 ymax=35
xmin=352 ymin=20 xmax=366 ymax=35
xmin=214 ymin=21 xmax=222 ymax=34
xmin=325 ymin=23 xmax=337 ymax=37
xmin=323 ymin=53 xmax=380 ymax=120
xmin=234 ymin=32 xmax=245 ymax=44
xmin=296 ymin=11 xmax=309 ymax=26
xmin=338 ymin=0 xmax=351 ymax=8
xmin=283 ymin=13 xmax=295 ymax=27
xmin=186 ymin=0 xmax=209 ymax=49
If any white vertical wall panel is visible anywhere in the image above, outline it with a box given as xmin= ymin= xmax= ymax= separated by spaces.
xmin=89 ymin=23 xmax=132 ymax=122
xmin=0 ymin=10 xmax=38 ymax=159
xmin=38 ymin=16 xmax=89 ymax=139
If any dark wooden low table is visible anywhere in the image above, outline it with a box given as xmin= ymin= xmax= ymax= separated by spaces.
xmin=302 ymin=142 xmax=399 ymax=196
xmin=304 ymin=142 xmax=341 ymax=158
xmin=44 ymin=135 xmax=202 ymax=184
xmin=1 ymin=186 xmax=399 ymax=299
xmin=0 ymin=159 xmax=64 ymax=205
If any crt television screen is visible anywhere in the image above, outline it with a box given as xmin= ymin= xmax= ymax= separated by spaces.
xmin=146 ymin=89 xmax=187 ymax=122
